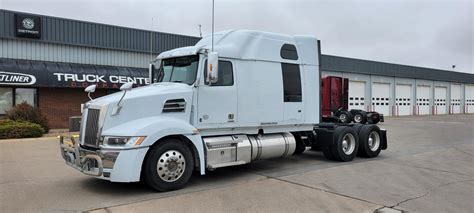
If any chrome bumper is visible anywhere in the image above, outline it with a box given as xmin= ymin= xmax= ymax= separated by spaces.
xmin=59 ymin=136 xmax=105 ymax=177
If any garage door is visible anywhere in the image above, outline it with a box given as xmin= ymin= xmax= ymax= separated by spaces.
xmin=372 ymin=83 xmax=391 ymax=116
xmin=466 ymin=85 xmax=474 ymax=114
xmin=416 ymin=86 xmax=431 ymax=115
xmin=434 ymin=87 xmax=447 ymax=114
xmin=395 ymin=84 xmax=412 ymax=116
xmin=349 ymin=81 xmax=366 ymax=111
xmin=450 ymin=84 xmax=461 ymax=114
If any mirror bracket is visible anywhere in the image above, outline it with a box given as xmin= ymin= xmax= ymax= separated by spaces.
xmin=84 ymin=84 xmax=97 ymax=101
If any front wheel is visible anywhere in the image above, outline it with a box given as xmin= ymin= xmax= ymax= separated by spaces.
xmin=143 ymin=138 xmax=194 ymax=191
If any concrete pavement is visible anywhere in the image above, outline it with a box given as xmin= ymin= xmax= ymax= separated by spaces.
xmin=1 ymin=115 xmax=473 ymax=212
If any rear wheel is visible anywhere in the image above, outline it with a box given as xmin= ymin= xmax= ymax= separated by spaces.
xmin=143 ymin=138 xmax=194 ymax=191
xmin=367 ymin=113 xmax=381 ymax=124
xmin=358 ymin=125 xmax=382 ymax=158
xmin=322 ymin=146 xmax=335 ymax=160
xmin=326 ymin=126 xmax=359 ymax=162
xmin=353 ymin=112 xmax=367 ymax=124
xmin=338 ymin=111 xmax=353 ymax=124
xmin=352 ymin=123 xmax=364 ymax=134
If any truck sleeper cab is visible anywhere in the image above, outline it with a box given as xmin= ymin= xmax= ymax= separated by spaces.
xmin=59 ymin=30 xmax=387 ymax=191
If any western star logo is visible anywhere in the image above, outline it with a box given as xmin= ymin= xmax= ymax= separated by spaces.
xmin=15 ymin=14 xmax=41 ymax=39
xmin=0 ymin=71 xmax=37 ymax=85
xmin=22 ymin=18 xmax=35 ymax=29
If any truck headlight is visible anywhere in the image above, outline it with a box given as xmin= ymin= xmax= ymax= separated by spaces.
xmin=101 ymin=136 xmax=146 ymax=147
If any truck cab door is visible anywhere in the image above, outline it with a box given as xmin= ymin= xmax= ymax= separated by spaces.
xmin=197 ymin=60 xmax=237 ymax=126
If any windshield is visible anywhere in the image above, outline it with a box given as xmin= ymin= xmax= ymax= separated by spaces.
xmin=154 ymin=55 xmax=199 ymax=85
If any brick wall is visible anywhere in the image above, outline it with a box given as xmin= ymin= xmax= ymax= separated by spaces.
xmin=38 ymin=88 xmax=108 ymax=129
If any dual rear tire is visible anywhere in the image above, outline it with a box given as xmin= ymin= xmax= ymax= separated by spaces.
xmin=322 ymin=124 xmax=382 ymax=162
xmin=357 ymin=125 xmax=382 ymax=158
xmin=322 ymin=126 xmax=359 ymax=162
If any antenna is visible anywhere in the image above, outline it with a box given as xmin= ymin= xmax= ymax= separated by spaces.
xmin=198 ymin=24 xmax=202 ymax=37
xmin=211 ymin=0 xmax=215 ymax=52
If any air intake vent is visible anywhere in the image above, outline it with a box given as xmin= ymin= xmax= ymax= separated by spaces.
xmin=163 ymin=99 xmax=186 ymax=113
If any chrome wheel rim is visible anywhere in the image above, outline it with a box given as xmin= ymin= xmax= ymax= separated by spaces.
xmin=340 ymin=114 xmax=348 ymax=123
xmin=368 ymin=131 xmax=380 ymax=151
xmin=341 ymin=133 xmax=356 ymax=155
xmin=157 ymin=150 xmax=186 ymax=182
xmin=354 ymin=114 xmax=362 ymax=123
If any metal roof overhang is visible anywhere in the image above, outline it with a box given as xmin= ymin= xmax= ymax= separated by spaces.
xmin=0 ymin=58 xmax=149 ymax=88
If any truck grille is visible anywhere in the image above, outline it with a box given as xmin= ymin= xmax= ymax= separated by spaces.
xmin=83 ymin=108 xmax=100 ymax=147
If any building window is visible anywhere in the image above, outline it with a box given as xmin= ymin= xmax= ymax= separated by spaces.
xmin=204 ymin=60 xmax=234 ymax=86
xmin=281 ymin=63 xmax=302 ymax=102
xmin=0 ymin=88 xmax=14 ymax=114
xmin=0 ymin=88 xmax=37 ymax=114
xmin=15 ymin=88 xmax=36 ymax=107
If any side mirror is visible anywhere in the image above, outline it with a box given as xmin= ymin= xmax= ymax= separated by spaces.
xmin=120 ymin=82 xmax=134 ymax=91
xmin=85 ymin=84 xmax=96 ymax=93
xmin=113 ymin=82 xmax=133 ymax=116
xmin=207 ymin=52 xmax=219 ymax=84
xmin=85 ymin=84 xmax=97 ymax=101
xmin=149 ymin=64 xmax=155 ymax=83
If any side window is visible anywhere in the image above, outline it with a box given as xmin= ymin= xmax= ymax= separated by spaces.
xmin=280 ymin=44 xmax=298 ymax=60
xmin=281 ymin=63 xmax=302 ymax=102
xmin=204 ymin=60 xmax=234 ymax=86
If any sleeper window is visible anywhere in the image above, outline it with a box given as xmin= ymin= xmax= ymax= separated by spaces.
xmin=281 ymin=63 xmax=302 ymax=102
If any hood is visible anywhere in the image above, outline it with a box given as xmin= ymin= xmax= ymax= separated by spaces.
xmin=86 ymin=82 xmax=194 ymax=135
xmin=88 ymin=82 xmax=192 ymax=107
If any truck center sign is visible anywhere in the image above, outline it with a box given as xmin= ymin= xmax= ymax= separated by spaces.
xmin=0 ymin=70 xmax=149 ymax=88
xmin=0 ymin=58 xmax=149 ymax=88
xmin=52 ymin=73 xmax=150 ymax=88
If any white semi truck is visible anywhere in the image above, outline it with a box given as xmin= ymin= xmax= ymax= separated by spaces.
xmin=59 ymin=30 xmax=387 ymax=191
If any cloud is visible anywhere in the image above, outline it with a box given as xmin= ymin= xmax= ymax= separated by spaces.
xmin=2 ymin=0 xmax=472 ymax=73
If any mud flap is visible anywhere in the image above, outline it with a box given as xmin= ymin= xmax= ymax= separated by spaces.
xmin=380 ymin=129 xmax=388 ymax=150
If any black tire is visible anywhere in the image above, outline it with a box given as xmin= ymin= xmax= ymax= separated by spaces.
xmin=367 ymin=113 xmax=381 ymax=124
xmin=357 ymin=125 xmax=382 ymax=158
xmin=322 ymin=146 xmax=335 ymax=160
xmin=293 ymin=134 xmax=306 ymax=155
xmin=310 ymin=144 xmax=322 ymax=151
xmin=338 ymin=111 xmax=353 ymax=124
xmin=352 ymin=123 xmax=364 ymax=134
xmin=328 ymin=126 xmax=359 ymax=162
xmin=353 ymin=112 xmax=367 ymax=124
xmin=143 ymin=138 xmax=194 ymax=191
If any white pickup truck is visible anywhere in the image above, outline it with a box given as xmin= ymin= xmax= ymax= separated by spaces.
xmin=59 ymin=30 xmax=387 ymax=191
